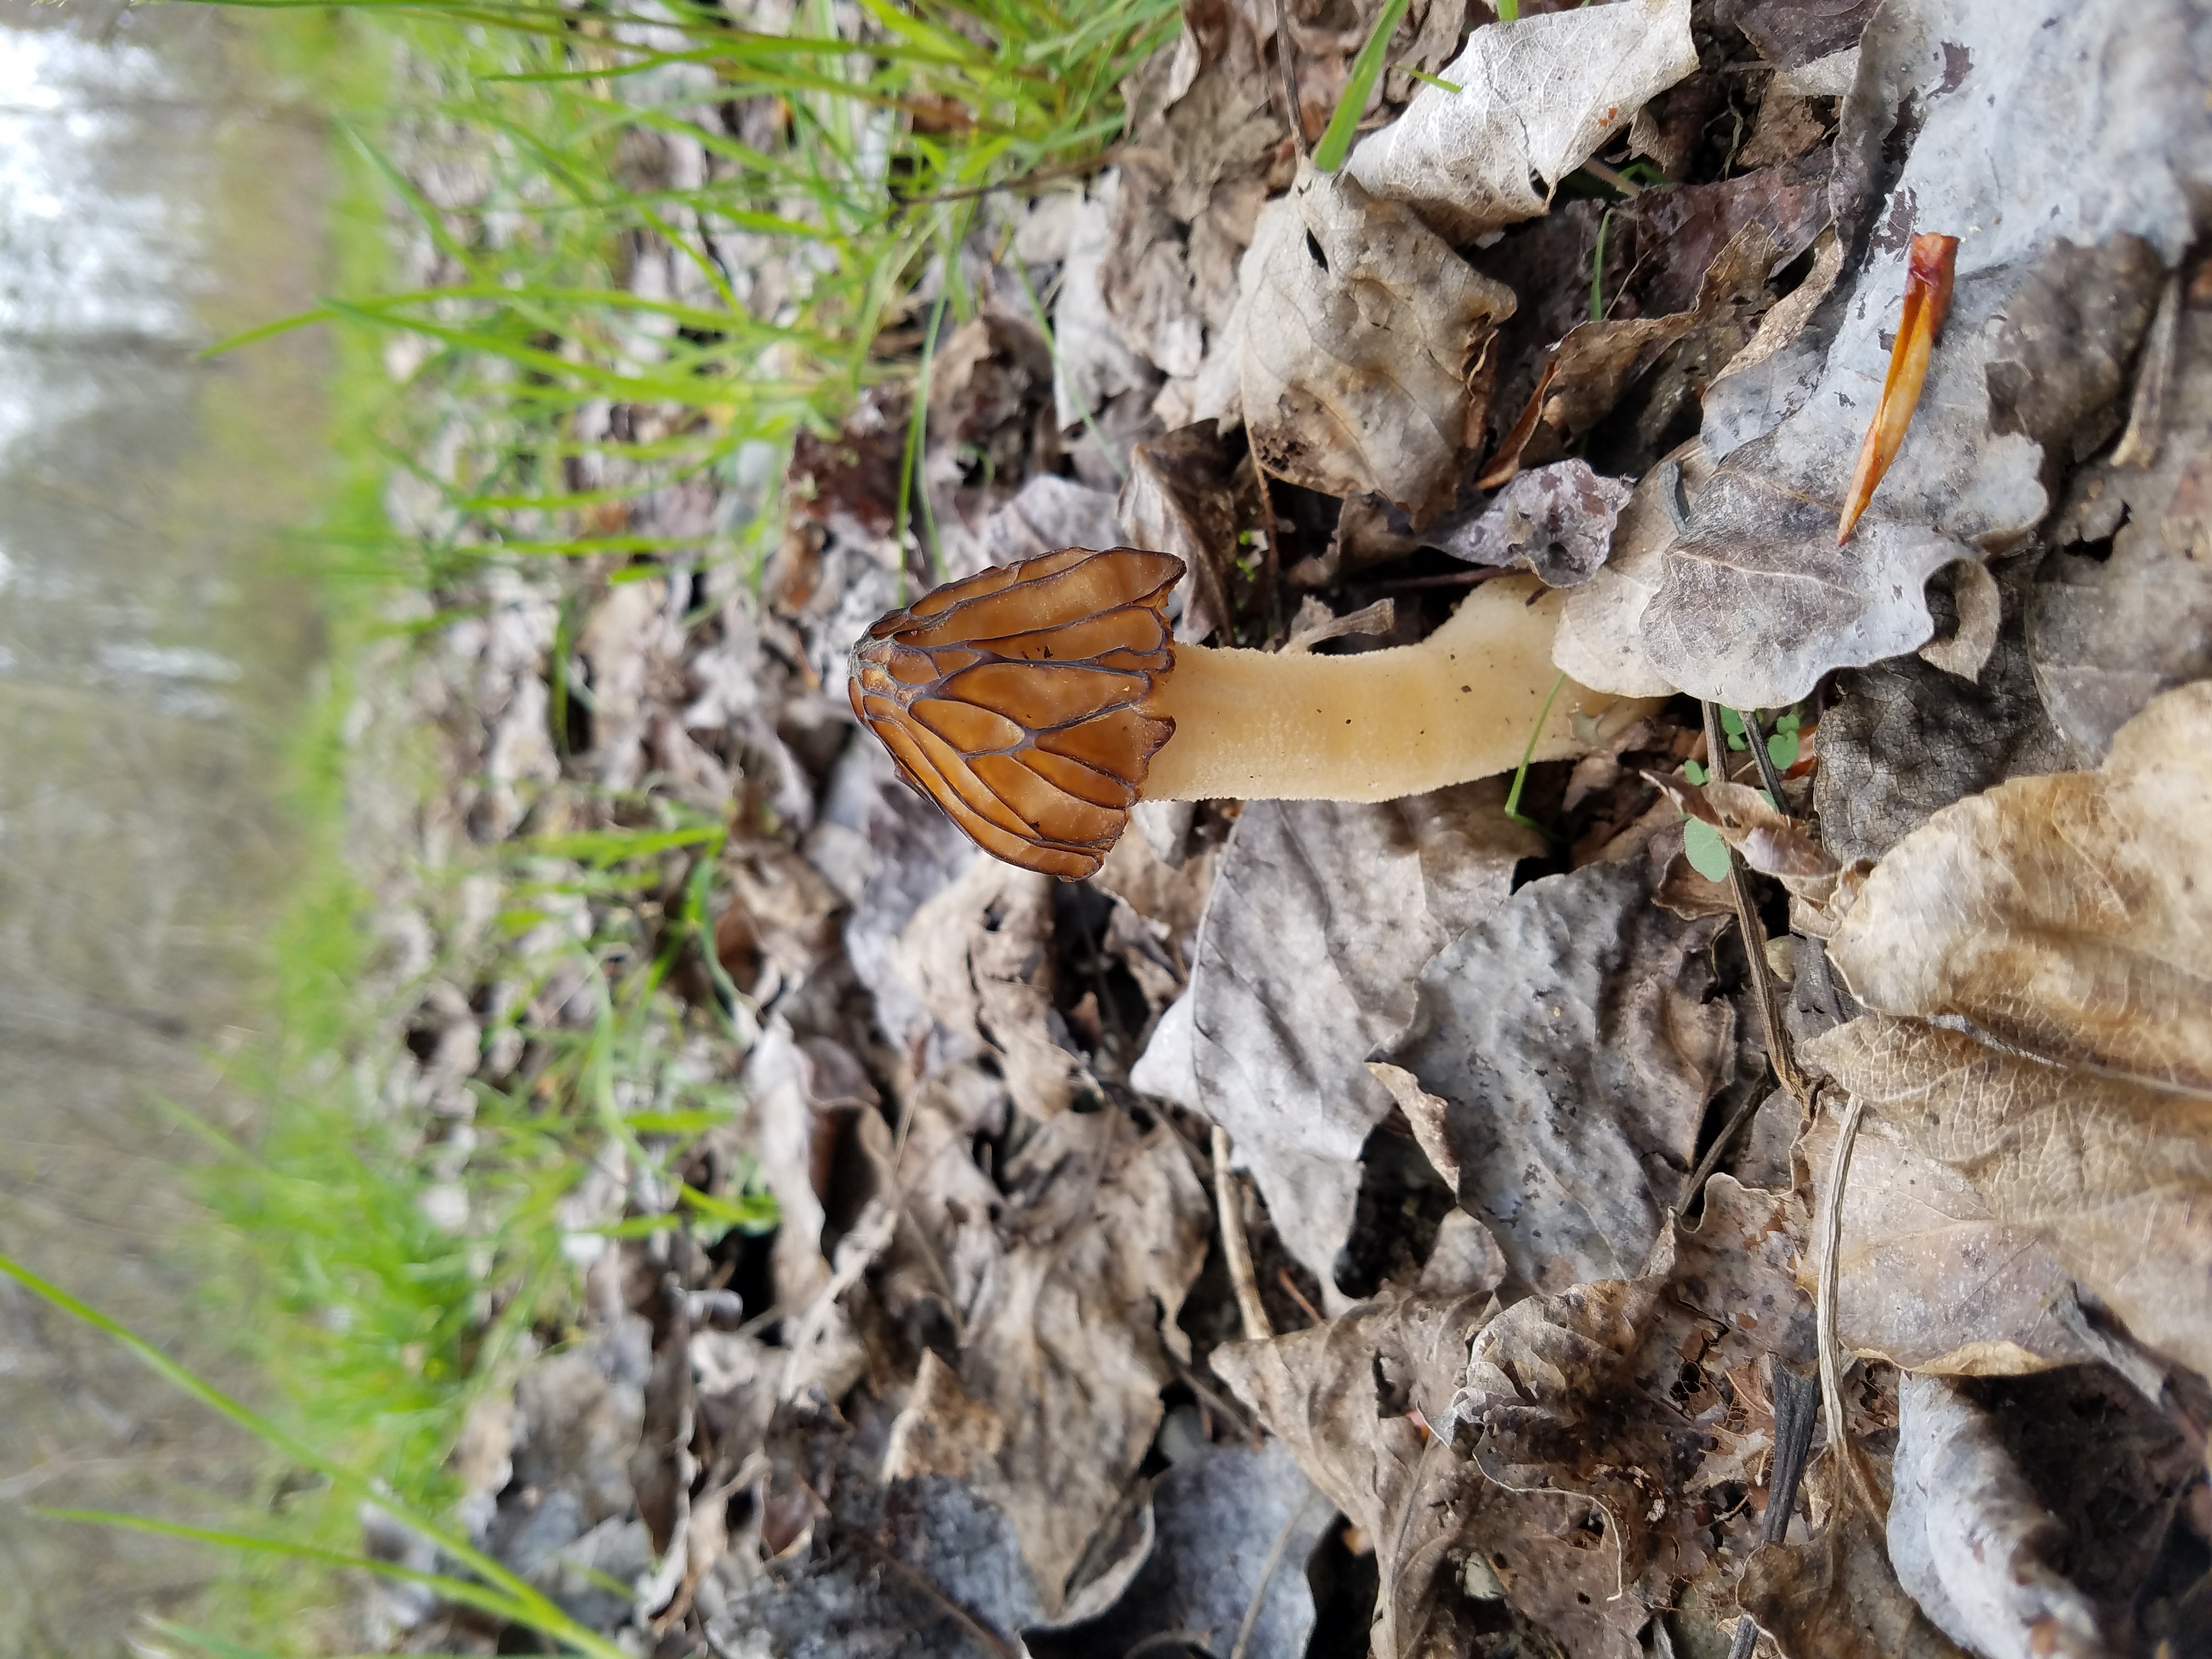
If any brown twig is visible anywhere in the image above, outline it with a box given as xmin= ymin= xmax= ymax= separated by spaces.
xmin=1728 ymin=1361 xmax=1821 ymax=1659
xmin=1700 ymin=701 xmax=1809 ymax=1107
xmin=1816 ymin=1088 xmax=1883 ymax=1519
xmin=1276 ymin=1267 xmax=1323 ymax=1328
xmin=1212 ymin=1124 xmax=1274 ymax=1342
xmin=1250 ymin=458 xmax=1285 ymax=646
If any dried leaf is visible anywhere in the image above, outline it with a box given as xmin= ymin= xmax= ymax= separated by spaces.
xmin=979 ymin=475 xmax=1121 ymax=572
xmin=1799 ymin=1108 xmax=2100 ymax=1375
xmin=1051 ymin=180 xmax=1161 ymax=431
xmin=1384 ymin=854 xmax=1734 ymax=1293
xmin=1239 ymin=167 xmax=1515 ymax=524
xmin=1730 ymin=0 xmax=1878 ymax=69
xmin=1809 ymin=683 xmax=2212 ymax=1375
xmin=1553 ymin=440 xmax=1711 ymax=698
xmin=1887 ymin=1372 xmax=2104 ymax=1659
xmin=1027 ymin=1442 xmax=1330 ymax=1659
xmin=1644 ymin=0 xmax=2212 ymax=709
xmin=885 ymin=1107 xmax=1210 ymax=1616
xmin=1739 ymin=1459 xmax=1970 ymax=1659
xmin=1810 ymin=577 xmax=2073 ymax=865
xmin=1346 ymin=0 xmax=1698 ymax=243
xmin=2029 ymin=302 xmax=2212 ymax=761
xmin=1130 ymin=785 xmax=1535 ymax=1293
xmin=893 ymin=859 xmax=1093 ymax=1119
xmin=1114 ymin=420 xmax=1256 ymax=644
xmin=1210 ymin=1291 xmax=1592 ymax=1659
xmin=1426 ymin=460 xmax=1632 ymax=586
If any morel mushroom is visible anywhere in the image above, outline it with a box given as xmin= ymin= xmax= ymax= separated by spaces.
xmin=848 ymin=546 xmax=1657 ymax=879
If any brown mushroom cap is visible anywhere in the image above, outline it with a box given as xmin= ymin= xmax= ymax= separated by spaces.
xmin=848 ymin=546 xmax=1186 ymax=879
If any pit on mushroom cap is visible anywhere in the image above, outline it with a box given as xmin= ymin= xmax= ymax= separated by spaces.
xmin=850 ymin=546 xmax=1657 ymax=879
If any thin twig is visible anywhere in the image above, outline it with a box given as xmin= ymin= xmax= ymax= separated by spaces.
xmin=1213 ymin=1124 xmax=1274 ymax=1342
xmin=1276 ymin=1268 xmax=1323 ymax=1328
xmin=1738 ymin=707 xmax=1791 ymax=804
xmin=1816 ymin=1088 xmax=1882 ymax=1519
xmin=1250 ymin=458 xmax=1284 ymax=646
xmin=1701 ymin=701 xmax=1808 ymax=1105
xmin=1229 ymin=1485 xmax=1321 ymax=1659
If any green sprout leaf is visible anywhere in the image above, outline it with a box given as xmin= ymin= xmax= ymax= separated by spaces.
xmin=1683 ymin=818 xmax=1733 ymax=882
xmin=1314 ymin=0 xmax=1410 ymax=172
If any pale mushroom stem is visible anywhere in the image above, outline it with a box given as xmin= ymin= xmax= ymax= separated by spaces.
xmin=1142 ymin=574 xmax=1652 ymax=802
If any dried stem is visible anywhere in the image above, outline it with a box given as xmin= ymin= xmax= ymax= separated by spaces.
xmin=1816 ymin=1088 xmax=1883 ymax=1518
xmin=1229 ymin=1484 xmax=1320 ymax=1659
xmin=1213 ymin=1124 xmax=1274 ymax=1342
xmin=1700 ymin=701 xmax=1808 ymax=1107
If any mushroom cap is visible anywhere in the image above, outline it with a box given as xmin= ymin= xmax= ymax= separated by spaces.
xmin=848 ymin=546 xmax=1186 ymax=880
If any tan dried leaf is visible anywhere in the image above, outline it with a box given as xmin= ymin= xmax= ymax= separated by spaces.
xmin=1239 ymin=166 xmax=1515 ymax=525
xmin=1799 ymin=1108 xmax=2100 ymax=1375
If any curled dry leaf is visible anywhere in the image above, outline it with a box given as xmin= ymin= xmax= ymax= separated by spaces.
xmin=1887 ymin=1373 xmax=2104 ymax=1659
xmin=1642 ymin=0 xmax=2212 ymax=709
xmin=1427 ymin=459 xmax=1632 ymax=588
xmin=1114 ymin=419 xmax=1255 ymax=645
xmin=1345 ymin=0 xmax=1697 ymax=244
xmin=1238 ymin=166 xmax=1515 ymax=526
xmin=1384 ymin=853 xmax=1735 ymax=1293
xmin=1131 ymin=785 xmax=1534 ymax=1295
xmin=1553 ymin=438 xmax=1712 ymax=698
xmin=1810 ymin=680 xmax=2212 ymax=1376
xmin=1643 ymin=772 xmax=1840 ymax=892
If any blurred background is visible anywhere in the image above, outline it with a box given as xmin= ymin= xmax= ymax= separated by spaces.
xmin=0 ymin=1 xmax=334 ymax=1647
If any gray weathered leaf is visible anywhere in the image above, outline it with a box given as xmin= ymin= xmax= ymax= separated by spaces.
xmin=1427 ymin=459 xmax=1632 ymax=587
xmin=1384 ymin=853 xmax=1735 ymax=1293
xmin=1131 ymin=785 xmax=1534 ymax=1295
xmin=1346 ymin=0 xmax=1697 ymax=243
xmin=1888 ymin=1373 xmax=2104 ymax=1659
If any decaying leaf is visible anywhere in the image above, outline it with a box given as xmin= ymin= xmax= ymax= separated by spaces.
xmin=2029 ymin=298 xmax=2212 ymax=761
xmin=1641 ymin=0 xmax=2212 ymax=709
xmin=1427 ymin=459 xmax=1632 ymax=587
xmin=1384 ymin=852 xmax=1735 ymax=1293
xmin=1207 ymin=1290 xmax=1627 ymax=1659
xmin=1825 ymin=680 xmax=2211 ymax=1090
xmin=1887 ymin=1372 xmax=2104 ymax=1659
xmin=1739 ymin=1460 xmax=1971 ymax=1659
xmin=1800 ymin=1104 xmax=2100 ymax=1376
xmin=1131 ymin=785 xmax=1534 ymax=1295
xmin=1811 ymin=573 xmax=2074 ymax=864
xmin=884 ymin=1105 xmax=1210 ymax=1616
xmin=893 ymin=857 xmax=1094 ymax=1119
xmin=1807 ymin=676 xmax=2212 ymax=1378
xmin=1238 ymin=166 xmax=1515 ymax=525
xmin=1345 ymin=0 xmax=1698 ymax=244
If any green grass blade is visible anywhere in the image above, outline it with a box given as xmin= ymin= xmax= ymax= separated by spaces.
xmin=1313 ymin=0 xmax=1409 ymax=172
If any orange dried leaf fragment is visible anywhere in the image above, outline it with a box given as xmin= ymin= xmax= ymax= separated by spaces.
xmin=849 ymin=546 xmax=1185 ymax=881
xmin=1837 ymin=231 xmax=1960 ymax=546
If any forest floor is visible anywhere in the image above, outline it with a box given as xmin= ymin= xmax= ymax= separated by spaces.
xmin=153 ymin=2 xmax=2212 ymax=1656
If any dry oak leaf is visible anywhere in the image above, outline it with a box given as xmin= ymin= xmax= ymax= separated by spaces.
xmin=1887 ymin=1371 xmax=2104 ymax=1659
xmin=1807 ymin=675 xmax=2212 ymax=1378
xmin=1238 ymin=165 xmax=1515 ymax=527
xmin=1345 ymin=0 xmax=1697 ymax=244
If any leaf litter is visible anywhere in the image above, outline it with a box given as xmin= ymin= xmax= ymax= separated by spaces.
xmin=361 ymin=2 xmax=2212 ymax=1656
